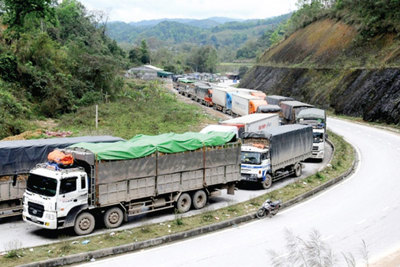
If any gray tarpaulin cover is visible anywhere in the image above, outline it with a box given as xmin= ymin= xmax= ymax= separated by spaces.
xmin=0 ymin=136 xmax=124 ymax=176
xmin=280 ymin=101 xmax=314 ymax=121
xmin=297 ymin=108 xmax=326 ymax=120
xmin=242 ymin=125 xmax=313 ymax=171
xmin=256 ymin=104 xmax=281 ymax=113
xmin=266 ymin=95 xmax=294 ymax=106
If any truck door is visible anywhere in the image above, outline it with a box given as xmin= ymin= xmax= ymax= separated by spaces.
xmin=57 ymin=176 xmax=87 ymax=217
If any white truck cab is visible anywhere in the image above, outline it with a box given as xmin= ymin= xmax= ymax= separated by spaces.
xmin=240 ymin=145 xmax=272 ymax=189
xmin=22 ymin=164 xmax=88 ymax=230
xmin=312 ymin=128 xmax=325 ymax=160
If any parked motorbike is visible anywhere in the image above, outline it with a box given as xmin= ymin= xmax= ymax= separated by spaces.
xmin=256 ymin=199 xmax=281 ymax=218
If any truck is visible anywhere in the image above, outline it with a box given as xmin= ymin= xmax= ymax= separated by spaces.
xmin=266 ymin=95 xmax=294 ymax=106
xmin=279 ymin=100 xmax=313 ymax=124
xmin=297 ymin=108 xmax=327 ymax=160
xmin=194 ymin=83 xmax=213 ymax=107
xmin=22 ymin=132 xmax=241 ymax=235
xmin=176 ymin=78 xmax=195 ymax=96
xmin=0 ymin=136 xmax=124 ymax=219
xmin=236 ymin=88 xmax=266 ymax=100
xmin=220 ymin=113 xmax=280 ymax=138
xmin=240 ymin=125 xmax=313 ymax=189
xmin=211 ymin=86 xmax=238 ymax=114
xmin=231 ymin=93 xmax=267 ymax=116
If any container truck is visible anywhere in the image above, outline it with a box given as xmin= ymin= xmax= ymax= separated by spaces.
xmin=22 ymin=132 xmax=241 ymax=235
xmin=266 ymin=95 xmax=294 ymax=106
xmin=240 ymin=125 xmax=313 ymax=189
xmin=231 ymin=93 xmax=267 ymax=116
xmin=0 ymin=136 xmax=123 ymax=219
xmin=211 ymin=86 xmax=238 ymax=114
xmin=297 ymin=108 xmax=327 ymax=160
xmin=279 ymin=100 xmax=313 ymax=124
xmin=220 ymin=113 xmax=280 ymax=138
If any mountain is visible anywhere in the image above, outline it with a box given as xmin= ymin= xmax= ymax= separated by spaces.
xmin=106 ymin=13 xmax=291 ymax=51
xmin=240 ymin=18 xmax=400 ymax=125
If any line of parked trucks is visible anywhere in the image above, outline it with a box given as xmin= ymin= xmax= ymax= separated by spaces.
xmin=0 ymin=81 xmax=327 ymax=236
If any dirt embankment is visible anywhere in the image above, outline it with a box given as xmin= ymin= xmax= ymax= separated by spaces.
xmin=241 ymin=19 xmax=400 ymax=125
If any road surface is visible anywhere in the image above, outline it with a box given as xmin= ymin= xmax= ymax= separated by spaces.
xmin=80 ymin=118 xmax=400 ymax=266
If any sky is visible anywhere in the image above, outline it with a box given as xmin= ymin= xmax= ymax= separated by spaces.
xmin=79 ymin=0 xmax=298 ymax=23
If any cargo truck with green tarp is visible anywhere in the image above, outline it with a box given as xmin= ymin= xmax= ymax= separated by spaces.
xmin=22 ymin=132 xmax=241 ymax=235
xmin=0 ymin=136 xmax=123 ymax=219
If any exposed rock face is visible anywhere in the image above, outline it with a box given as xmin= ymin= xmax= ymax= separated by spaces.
xmin=241 ymin=66 xmax=400 ymax=124
xmin=241 ymin=19 xmax=400 ymax=125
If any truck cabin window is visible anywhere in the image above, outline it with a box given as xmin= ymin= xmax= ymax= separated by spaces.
xmin=60 ymin=177 xmax=77 ymax=194
xmin=241 ymin=152 xmax=261 ymax=165
xmin=313 ymin=132 xmax=324 ymax=143
xmin=27 ymin=174 xmax=57 ymax=197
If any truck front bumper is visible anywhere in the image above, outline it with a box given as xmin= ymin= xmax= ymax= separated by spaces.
xmin=23 ymin=210 xmax=58 ymax=229
xmin=240 ymin=173 xmax=262 ymax=182
xmin=311 ymin=150 xmax=324 ymax=159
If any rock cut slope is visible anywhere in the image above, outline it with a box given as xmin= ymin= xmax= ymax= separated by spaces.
xmin=241 ymin=19 xmax=400 ymax=124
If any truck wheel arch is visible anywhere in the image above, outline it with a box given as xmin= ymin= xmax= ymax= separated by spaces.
xmin=64 ymin=204 xmax=89 ymax=228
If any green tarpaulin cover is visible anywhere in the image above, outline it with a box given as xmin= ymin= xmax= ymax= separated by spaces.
xmin=70 ymin=132 xmax=235 ymax=160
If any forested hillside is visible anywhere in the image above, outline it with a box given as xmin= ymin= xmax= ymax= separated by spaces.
xmin=241 ymin=0 xmax=400 ymax=125
xmin=0 ymin=0 xmax=127 ymax=138
xmin=106 ymin=14 xmax=291 ymax=62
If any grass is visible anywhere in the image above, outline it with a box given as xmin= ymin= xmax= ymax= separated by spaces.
xmin=0 ymin=130 xmax=354 ymax=267
xmin=56 ymin=79 xmax=213 ymax=139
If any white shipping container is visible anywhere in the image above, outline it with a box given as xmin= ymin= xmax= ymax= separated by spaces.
xmin=231 ymin=93 xmax=258 ymax=116
xmin=221 ymin=113 xmax=280 ymax=133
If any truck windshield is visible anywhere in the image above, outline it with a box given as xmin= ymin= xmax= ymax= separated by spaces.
xmin=27 ymin=174 xmax=57 ymax=197
xmin=313 ymin=132 xmax=324 ymax=143
xmin=241 ymin=151 xmax=261 ymax=165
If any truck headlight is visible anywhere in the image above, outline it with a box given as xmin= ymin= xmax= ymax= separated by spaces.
xmin=45 ymin=213 xmax=55 ymax=220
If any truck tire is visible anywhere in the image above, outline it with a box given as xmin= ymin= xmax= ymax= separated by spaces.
xmin=294 ymin=163 xmax=302 ymax=177
xmin=262 ymin=174 xmax=272 ymax=189
xmin=74 ymin=212 xmax=95 ymax=236
xmin=103 ymin=207 xmax=124 ymax=229
xmin=176 ymin=193 xmax=192 ymax=213
xmin=192 ymin=190 xmax=207 ymax=209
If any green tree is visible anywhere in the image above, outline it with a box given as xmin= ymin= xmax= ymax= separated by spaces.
xmin=140 ymin=39 xmax=150 ymax=64
xmin=187 ymin=46 xmax=218 ymax=73
xmin=3 ymin=0 xmax=55 ymax=37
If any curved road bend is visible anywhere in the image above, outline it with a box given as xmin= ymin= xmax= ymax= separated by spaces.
xmin=81 ymin=118 xmax=400 ymax=266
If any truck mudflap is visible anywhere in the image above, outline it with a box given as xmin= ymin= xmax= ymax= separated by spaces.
xmin=63 ymin=204 xmax=88 ymax=228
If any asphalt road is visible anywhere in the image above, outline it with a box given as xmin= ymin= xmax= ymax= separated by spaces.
xmin=80 ymin=118 xmax=400 ymax=266
xmin=0 ymin=148 xmax=331 ymax=252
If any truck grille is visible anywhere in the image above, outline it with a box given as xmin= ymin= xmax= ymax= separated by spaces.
xmin=28 ymin=202 xmax=44 ymax=218
xmin=313 ymin=146 xmax=319 ymax=151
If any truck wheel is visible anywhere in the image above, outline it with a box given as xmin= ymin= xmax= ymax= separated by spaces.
xmin=103 ymin=207 xmax=124 ymax=229
xmin=74 ymin=212 xmax=95 ymax=236
xmin=176 ymin=193 xmax=192 ymax=213
xmin=192 ymin=190 xmax=207 ymax=209
xmin=262 ymin=175 xmax=272 ymax=189
xmin=294 ymin=163 xmax=302 ymax=177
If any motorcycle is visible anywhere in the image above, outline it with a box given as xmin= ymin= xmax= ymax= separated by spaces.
xmin=256 ymin=199 xmax=281 ymax=218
